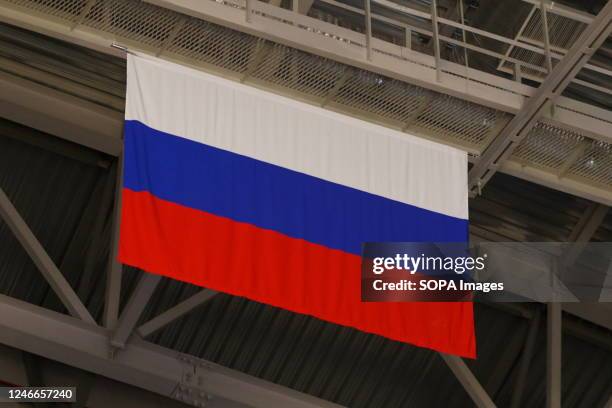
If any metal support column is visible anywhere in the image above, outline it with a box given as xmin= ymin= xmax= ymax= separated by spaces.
xmin=547 ymin=302 xmax=562 ymax=408
xmin=245 ymin=0 xmax=252 ymax=22
xmin=540 ymin=0 xmax=553 ymax=74
xmin=405 ymin=27 xmax=411 ymax=49
xmin=110 ymin=273 xmax=161 ymax=350
xmin=104 ymin=155 xmax=123 ymax=330
xmin=431 ymin=0 xmax=442 ymax=82
xmin=364 ymin=0 xmax=372 ymax=61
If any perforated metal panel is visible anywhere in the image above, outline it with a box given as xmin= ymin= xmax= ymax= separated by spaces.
xmin=6 ymin=0 xmax=88 ymax=20
xmin=522 ymin=10 xmax=586 ymax=50
xmin=410 ymin=95 xmax=504 ymax=148
xmin=2 ymin=0 xmax=611 ymax=196
xmin=250 ymin=43 xmax=346 ymax=99
xmin=166 ymin=17 xmax=257 ymax=73
xmin=332 ymin=71 xmax=428 ymax=124
xmin=512 ymin=122 xmax=585 ymax=170
xmin=502 ymin=48 xmax=548 ymax=79
xmin=84 ymin=0 xmax=180 ymax=48
xmin=569 ymin=140 xmax=612 ymax=187
xmin=500 ymin=8 xmax=587 ymax=80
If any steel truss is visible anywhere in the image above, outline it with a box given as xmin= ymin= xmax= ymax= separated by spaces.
xmin=468 ymin=0 xmax=612 ymax=195
xmin=2 ymin=151 xmax=605 ymax=406
xmin=0 ymin=170 xmax=343 ymax=407
xmin=0 ymin=0 xmax=611 ymax=205
xmin=0 ymin=294 xmax=341 ymax=408
xmin=0 ymin=0 xmax=610 ymax=406
xmin=0 ymin=174 xmax=495 ymax=407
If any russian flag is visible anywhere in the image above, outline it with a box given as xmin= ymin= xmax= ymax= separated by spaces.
xmin=119 ymin=54 xmax=475 ymax=358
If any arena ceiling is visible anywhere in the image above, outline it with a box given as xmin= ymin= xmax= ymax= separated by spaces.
xmin=0 ymin=0 xmax=611 ymax=407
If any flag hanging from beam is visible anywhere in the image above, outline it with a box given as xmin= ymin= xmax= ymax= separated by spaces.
xmin=119 ymin=54 xmax=475 ymax=358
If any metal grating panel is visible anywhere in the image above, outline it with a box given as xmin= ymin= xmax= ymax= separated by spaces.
xmin=4 ymin=0 xmax=88 ymax=21
xmin=512 ymin=122 xmax=584 ymax=170
xmin=83 ymin=0 xmax=180 ymax=48
xmin=332 ymin=70 xmax=429 ymax=125
xmin=411 ymin=95 xmax=503 ymax=148
xmin=522 ymin=10 xmax=586 ymax=50
xmin=502 ymin=10 xmax=587 ymax=80
xmin=166 ymin=17 xmax=257 ymax=73
xmin=569 ymin=140 xmax=612 ymax=187
xmin=502 ymin=48 xmax=548 ymax=79
xmin=250 ymin=42 xmax=346 ymax=100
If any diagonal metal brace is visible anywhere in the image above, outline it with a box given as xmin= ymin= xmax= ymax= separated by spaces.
xmin=0 ymin=187 xmax=95 ymax=324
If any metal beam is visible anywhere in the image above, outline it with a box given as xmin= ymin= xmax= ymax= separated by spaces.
xmin=364 ymin=0 xmax=372 ymax=61
xmin=511 ymin=309 xmax=541 ymax=408
xmin=430 ymin=0 xmax=441 ymax=82
xmin=439 ymin=354 xmax=496 ymax=408
xmin=555 ymin=140 xmax=589 ymax=178
xmin=136 ymin=0 xmax=547 ymax=113
xmin=521 ymin=0 xmax=595 ymax=24
xmin=0 ymin=69 xmax=122 ymax=156
xmin=568 ymin=202 xmax=609 ymax=242
xmin=110 ymin=273 xmax=162 ymax=350
xmin=467 ymin=0 xmax=612 ymax=195
xmin=458 ymin=0 xmax=469 ymax=70
xmin=297 ymin=0 xmax=314 ymax=14
xmin=0 ymin=187 xmax=95 ymax=324
xmin=562 ymin=303 xmax=612 ymax=332
xmin=245 ymin=0 xmax=252 ymax=22
xmin=104 ymin=156 xmax=124 ymax=330
xmin=540 ymin=0 xmax=553 ymax=74
xmin=0 ymin=54 xmax=124 ymax=112
xmin=0 ymin=345 xmax=197 ymax=408
xmin=1 ymin=0 xmax=611 ymax=146
xmin=137 ymin=289 xmax=218 ymax=338
xmin=1 ymin=0 xmax=610 ymax=139
xmin=547 ymin=302 xmax=562 ymax=408
xmin=1 ymin=0 xmax=612 ymax=205
xmin=563 ymin=202 xmax=609 ymax=266
xmin=0 ymin=115 xmax=107 ymax=168
xmin=344 ymin=0 xmax=612 ymax=83
xmin=501 ymin=159 xmax=612 ymax=207
xmin=0 ymin=294 xmax=344 ymax=408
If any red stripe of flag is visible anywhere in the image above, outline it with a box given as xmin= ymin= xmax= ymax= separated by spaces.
xmin=119 ymin=189 xmax=476 ymax=357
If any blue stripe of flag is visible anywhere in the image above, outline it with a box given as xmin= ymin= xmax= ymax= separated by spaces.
xmin=123 ymin=120 xmax=468 ymax=255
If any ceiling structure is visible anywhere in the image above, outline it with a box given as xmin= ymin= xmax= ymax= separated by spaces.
xmin=0 ymin=0 xmax=611 ymax=407
xmin=0 ymin=0 xmax=611 ymax=204
xmin=0 ymin=114 xmax=612 ymax=407
xmin=0 ymin=117 xmax=612 ymax=407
